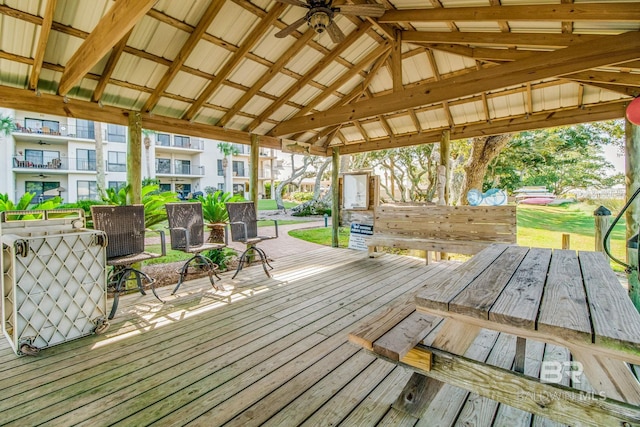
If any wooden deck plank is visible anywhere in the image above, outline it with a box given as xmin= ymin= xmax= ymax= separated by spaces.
xmin=448 ymin=246 xmax=529 ymax=319
xmin=48 ymin=261 xmax=415 ymax=425
xmin=454 ymin=333 xmax=517 ymax=425
xmin=537 ymin=249 xmax=592 ymax=344
xmin=489 ymin=248 xmax=551 ymax=329
xmin=372 ymin=311 xmax=441 ymax=362
xmin=75 ymin=256 xmax=442 ymax=422
xmin=295 ymin=358 xmax=396 ymax=427
xmin=414 ymin=329 xmax=500 ymax=427
xmin=337 ymin=366 xmax=413 ymax=426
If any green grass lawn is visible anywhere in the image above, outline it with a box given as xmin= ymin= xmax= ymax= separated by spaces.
xmin=257 ymin=199 xmax=298 ymax=210
xmin=289 ymin=226 xmax=351 ymax=247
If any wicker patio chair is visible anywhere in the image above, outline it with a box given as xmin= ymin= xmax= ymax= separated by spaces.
xmin=90 ymin=205 xmax=166 ymax=319
xmin=165 ymin=202 xmax=227 ymax=294
xmin=225 ymin=201 xmax=278 ymax=279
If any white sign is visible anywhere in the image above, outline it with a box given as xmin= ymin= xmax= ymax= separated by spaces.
xmin=348 ymin=223 xmax=373 ymax=251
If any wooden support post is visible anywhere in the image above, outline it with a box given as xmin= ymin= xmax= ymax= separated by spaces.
xmin=250 ymin=134 xmax=259 ymax=206
xmin=127 ymin=111 xmax=142 ymax=204
xmin=439 ymin=130 xmax=451 ymax=205
xmin=594 ymin=205 xmax=612 ymax=253
xmin=627 ymin=118 xmax=640 ymax=311
xmin=562 ymin=233 xmax=570 ymax=250
xmin=332 ymin=147 xmax=340 ymax=248
xmin=439 ymin=130 xmax=451 ymax=260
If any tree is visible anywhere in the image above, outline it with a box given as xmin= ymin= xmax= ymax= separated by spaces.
xmin=353 ymin=145 xmax=439 ymax=202
xmin=274 ymin=155 xmax=314 ymax=211
xmin=218 ymin=142 xmax=240 ymax=194
xmin=485 ymin=123 xmax=623 ymax=195
xmin=459 ymin=134 xmax=512 ymax=205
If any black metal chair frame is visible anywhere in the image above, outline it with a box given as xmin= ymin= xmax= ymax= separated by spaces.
xmin=165 ymin=202 xmax=227 ymax=294
xmin=226 ymin=201 xmax=278 ymax=279
xmin=90 ymin=205 xmax=166 ymax=319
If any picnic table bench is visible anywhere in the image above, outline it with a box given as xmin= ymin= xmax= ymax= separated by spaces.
xmin=349 ymin=244 xmax=640 ymax=426
xmin=367 ymin=204 xmax=516 ymax=263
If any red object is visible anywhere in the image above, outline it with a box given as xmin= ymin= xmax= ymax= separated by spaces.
xmin=627 ymin=97 xmax=640 ymax=125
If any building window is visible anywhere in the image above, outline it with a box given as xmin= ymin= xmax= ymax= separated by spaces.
xmin=217 ymin=159 xmax=224 ymax=176
xmin=107 ymin=151 xmax=126 ymax=172
xmin=232 ymin=161 xmax=244 ymax=177
xmin=25 ymin=181 xmax=60 ymax=202
xmin=174 ymin=135 xmax=190 ymax=148
xmin=218 ymin=183 xmax=225 ymax=191
xmin=25 ymin=149 xmax=60 ymax=167
xmin=107 ymin=124 xmax=126 ymax=143
xmin=175 ymin=159 xmax=191 ymax=174
xmin=156 ymin=133 xmax=170 ymax=146
xmin=77 ymin=181 xmax=98 ymax=200
xmin=176 ymin=183 xmax=192 ymax=199
xmin=159 ymin=183 xmax=171 ymax=192
xmin=156 ymin=158 xmax=171 ymax=174
xmin=233 ymin=183 xmax=244 ymax=196
xmin=76 ymin=149 xmax=96 ymax=171
xmin=24 ymin=118 xmax=60 ymax=134
xmin=108 ymin=181 xmax=127 ymax=192
xmin=76 ymin=119 xmax=95 ymax=139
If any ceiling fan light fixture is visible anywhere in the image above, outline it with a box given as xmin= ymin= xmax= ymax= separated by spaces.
xmin=309 ymin=11 xmax=330 ymax=33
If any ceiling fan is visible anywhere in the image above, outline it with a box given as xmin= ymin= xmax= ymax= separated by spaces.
xmin=275 ymin=0 xmax=385 ymax=43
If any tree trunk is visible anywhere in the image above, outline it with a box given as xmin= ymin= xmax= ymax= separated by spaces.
xmin=460 ymin=134 xmax=511 ymax=205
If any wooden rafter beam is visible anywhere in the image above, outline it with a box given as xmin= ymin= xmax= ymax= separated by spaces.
xmin=379 ymin=3 xmax=640 ymax=23
xmin=142 ymin=1 xmax=224 ymax=113
xmin=217 ymin=30 xmax=316 ymax=127
xmin=292 ymin=43 xmax=391 ymax=118
xmin=0 ymin=84 xmax=283 ymax=149
xmin=334 ymin=102 xmax=627 ymax=155
xmin=403 ymin=31 xmax=604 ymax=48
xmin=57 ymin=0 xmax=157 ymax=96
xmin=272 ymin=31 xmax=640 ymax=137
xmin=182 ymin=3 xmax=287 ymax=121
xmin=29 ymin=0 xmax=56 ymax=90
xmin=247 ymin=20 xmax=373 ymax=132
xmin=92 ymin=29 xmax=133 ymax=103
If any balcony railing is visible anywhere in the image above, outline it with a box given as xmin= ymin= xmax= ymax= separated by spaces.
xmin=155 ymin=137 xmax=204 ymax=150
xmin=13 ymin=121 xmax=95 ymax=139
xmin=12 ymin=156 xmax=100 ymax=172
xmin=155 ymin=164 xmax=205 ymax=176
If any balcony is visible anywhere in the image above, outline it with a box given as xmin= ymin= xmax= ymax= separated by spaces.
xmin=12 ymin=156 xmax=98 ymax=173
xmin=13 ymin=120 xmax=95 ymax=140
xmin=154 ymin=135 xmax=204 ymax=151
xmin=155 ymin=163 xmax=205 ymax=177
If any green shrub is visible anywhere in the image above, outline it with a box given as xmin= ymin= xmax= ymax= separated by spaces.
xmin=291 ymin=200 xmax=331 ymax=216
xmin=203 ymin=247 xmax=238 ymax=271
xmin=290 ymin=192 xmax=314 ymax=202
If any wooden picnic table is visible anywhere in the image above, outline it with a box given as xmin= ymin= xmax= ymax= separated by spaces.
xmin=350 ymin=244 xmax=640 ymax=426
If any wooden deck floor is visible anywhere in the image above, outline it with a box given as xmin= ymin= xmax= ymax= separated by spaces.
xmin=0 ymin=247 xmax=568 ymax=426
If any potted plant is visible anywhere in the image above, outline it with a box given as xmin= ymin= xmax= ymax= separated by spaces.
xmin=198 ymin=190 xmax=233 ymax=243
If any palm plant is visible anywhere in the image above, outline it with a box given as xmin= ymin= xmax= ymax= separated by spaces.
xmin=0 ymin=114 xmax=15 ymax=137
xmin=0 ymin=192 xmax=62 ymax=219
xmin=101 ymin=183 xmax=179 ymax=227
xmin=197 ymin=190 xmax=237 ymax=243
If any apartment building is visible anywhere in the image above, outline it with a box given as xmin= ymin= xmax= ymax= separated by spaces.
xmin=0 ymin=108 xmax=279 ymax=204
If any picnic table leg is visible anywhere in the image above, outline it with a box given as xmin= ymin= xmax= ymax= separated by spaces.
xmin=393 ymin=319 xmax=482 ymax=417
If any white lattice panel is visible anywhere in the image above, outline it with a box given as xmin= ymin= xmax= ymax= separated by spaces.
xmin=1 ymin=215 xmax=107 ymax=355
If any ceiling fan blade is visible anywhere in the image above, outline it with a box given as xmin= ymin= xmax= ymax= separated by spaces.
xmin=335 ymin=4 xmax=385 ymax=17
xmin=275 ymin=16 xmax=308 ymax=38
xmin=274 ymin=0 xmax=309 ymax=7
xmin=327 ymin=21 xmax=345 ymax=43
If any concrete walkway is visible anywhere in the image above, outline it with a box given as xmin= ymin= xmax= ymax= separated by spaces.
xmin=226 ymin=215 xmax=331 ymax=259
